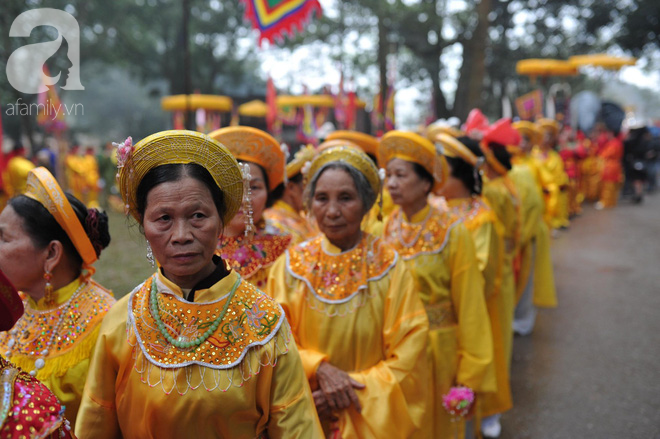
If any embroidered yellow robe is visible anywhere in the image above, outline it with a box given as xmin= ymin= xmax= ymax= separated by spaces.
xmin=446 ymin=197 xmax=510 ymax=417
xmin=264 ymin=200 xmax=316 ymax=246
xmin=532 ymin=147 xmax=569 ymax=229
xmin=0 ymin=277 xmax=115 ymax=425
xmin=481 ymin=177 xmax=519 ymax=408
xmin=75 ymin=270 xmax=322 ymax=439
xmin=267 ymin=233 xmax=429 ymax=438
xmin=384 ymin=204 xmax=493 ymax=439
xmin=216 ymin=226 xmax=291 ymax=290
xmin=507 ymin=164 xmax=544 ymax=303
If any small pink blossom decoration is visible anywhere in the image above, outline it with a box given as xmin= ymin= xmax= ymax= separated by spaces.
xmin=442 ymin=386 xmax=475 ymax=418
xmin=113 ymin=136 xmax=133 ymax=169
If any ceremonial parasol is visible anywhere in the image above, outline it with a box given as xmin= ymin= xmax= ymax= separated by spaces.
xmin=569 ymin=54 xmax=637 ymax=71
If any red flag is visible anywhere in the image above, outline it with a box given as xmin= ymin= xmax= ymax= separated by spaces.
xmin=384 ymin=86 xmax=395 ymax=132
xmin=266 ymin=77 xmax=277 ymax=133
xmin=346 ymin=90 xmax=356 ymax=130
xmin=334 ymin=72 xmax=346 ymax=129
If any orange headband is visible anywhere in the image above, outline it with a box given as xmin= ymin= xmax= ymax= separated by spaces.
xmin=24 ymin=167 xmax=98 ymax=272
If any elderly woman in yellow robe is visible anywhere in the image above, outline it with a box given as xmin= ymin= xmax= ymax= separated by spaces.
xmin=209 ymin=127 xmax=292 ymax=289
xmin=75 ymin=130 xmax=321 ymax=438
xmin=267 ymin=145 xmax=429 ymax=438
xmin=468 ymin=119 xmax=521 ymax=438
xmin=380 ymin=131 xmax=493 ymax=439
xmin=264 ymin=145 xmax=317 ymax=245
xmin=533 ymin=118 xmax=570 ymax=230
xmin=325 ymin=130 xmax=395 ymax=236
xmin=511 ymin=122 xmax=558 ymax=335
xmin=432 ymin=133 xmax=512 ymax=432
xmin=0 ymin=167 xmax=115 ymax=425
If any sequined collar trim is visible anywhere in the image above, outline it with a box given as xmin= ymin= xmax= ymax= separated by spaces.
xmin=385 ymin=206 xmax=462 ymax=260
xmin=217 ymin=228 xmax=291 ymax=279
xmin=128 ymin=272 xmax=285 ymax=370
xmin=285 ymin=234 xmax=398 ymax=304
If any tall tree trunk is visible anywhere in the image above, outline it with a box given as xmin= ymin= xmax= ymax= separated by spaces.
xmin=431 ymin=60 xmax=450 ymax=119
xmin=454 ymin=0 xmax=492 ymax=121
xmin=377 ymin=13 xmax=388 ymax=134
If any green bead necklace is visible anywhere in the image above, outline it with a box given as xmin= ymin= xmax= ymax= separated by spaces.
xmin=149 ymin=275 xmax=240 ymax=349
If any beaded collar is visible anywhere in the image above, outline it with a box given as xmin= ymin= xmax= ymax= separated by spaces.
xmin=445 ymin=197 xmax=495 ymax=231
xmin=286 ymin=233 xmax=397 ymax=306
xmin=384 ymin=205 xmax=462 ymax=260
xmin=128 ymin=271 xmax=284 ymax=370
xmin=216 ymin=226 xmax=292 ymax=280
xmin=0 ymin=279 xmax=115 ymax=380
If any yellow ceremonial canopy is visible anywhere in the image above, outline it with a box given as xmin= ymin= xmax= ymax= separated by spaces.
xmin=568 ymin=54 xmax=637 ymax=71
xmin=161 ymin=95 xmax=234 ymax=112
xmin=516 ymin=59 xmax=578 ymax=77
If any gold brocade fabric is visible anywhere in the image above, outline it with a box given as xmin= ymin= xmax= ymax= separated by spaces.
xmin=129 ymin=275 xmax=283 ymax=369
xmin=0 ymin=278 xmax=115 ymax=426
xmin=75 ymin=270 xmax=323 ymax=439
xmin=216 ymin=227 xmax=291 ymax=289
xmin=383 ymin=205 xmax=461 ymax=261
xmin=285 ymin=233 xmax=397 ymax=310
xmin=264 ymin=201 xmax=316 ymax=246
xmin=267 ymin=234 xmax=430 ymax=439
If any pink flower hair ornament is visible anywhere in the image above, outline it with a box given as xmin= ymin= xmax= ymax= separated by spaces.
xmin=442 ymin=386 xmax=475 ymax=418
xmin=113 ymin=136 xmax=133 ymax=169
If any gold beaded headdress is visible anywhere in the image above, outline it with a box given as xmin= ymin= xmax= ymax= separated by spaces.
xmin=426 ymin=124 xmax=465 ymax=141
xmin=436 ymin=133 xmax=479 ymax=167
xmin=326 ymin=130 xmax=380 ymax=158
xmin=286 ymin=145 xmax=317 ymax=179
xmin=536 ymin=118 xmax=560 ymax=137
xmin=317 ymin=138 xmax=361 ymax=152
xmin=208 ymin=126 xmax=285 ymax=191
xmin=306 ymin=146 xmax=381 ymax=196
xmin=513 ymin=120 xmax=542 ymax=146
xmin=117 ymin=130 xmax=243 ymax=225
xmin=24 ymin=167 xmax=98 ymax=269
xmin=379 ymin=130 xmax=448 ymax=192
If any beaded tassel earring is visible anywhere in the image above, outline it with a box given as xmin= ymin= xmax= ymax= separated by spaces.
xmin=43 ymin=270 xmax=54 ymax=306
xmin=281 ymin=143 xmax=290 ymax=185
xmin=474 ymin=157 xmax=485 ymax=194
xmin=146 ymin=240 xmax=155 ymax=267
xmin=377 ymin=168 xmax=386 ymax=221
xmin=240 ymin=162 xmax=255 ymax=240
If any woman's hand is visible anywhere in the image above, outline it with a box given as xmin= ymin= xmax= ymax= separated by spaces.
xmin=316 ymin=362 xmax=365 ymax=413
xmin=312 ymin=390 xmax=338 ymax=422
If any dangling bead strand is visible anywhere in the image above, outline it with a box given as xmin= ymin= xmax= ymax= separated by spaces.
xmin=149 ymin=275 xmax=240 ymax=349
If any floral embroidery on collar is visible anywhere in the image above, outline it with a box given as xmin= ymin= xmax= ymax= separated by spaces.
xmin=384 ymin=205 xmax=461 ymax=260
xmin=286 ymin=234 xmax=397 ymax=304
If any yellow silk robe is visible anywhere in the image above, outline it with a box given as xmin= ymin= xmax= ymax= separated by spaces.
xmin=481 ymin=177 xmax=519 ymax=397
xmin=361 ymin=190 xmax=394 ymax=237
xmin=532 ymin=147 xmax=569 ymax=229
xmin=507 ymin=164 xmax=545 ymax=303
xmin=384 ymin=205 xmax=493 ymax=439
xmin=267 ymin=233 xmax=429 ymax=438
xmin=446 ymin=197 xmax=510 ymax=417
xmin=264 ymin=200 xmax=316 ymax=245
xmin=532 ymin=220 xmax=558 ymax=308
xmin=75 ymin=270 xmax=322 ymax=439
xmin=2 ymin=156 xmax=35 ymax=198
xmin=216 ymin=226 xmax=291 ymax=290
xmin=80 ymin=154 xmax=100 ymax=208
xmin=0 ymin=277 xmax=115 ymax=425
